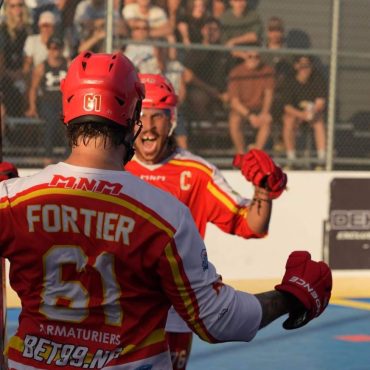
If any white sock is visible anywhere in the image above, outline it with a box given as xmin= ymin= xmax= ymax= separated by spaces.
xmin=287 ymin=151 xmax=296 ymax=160
xmin=317 ymin=150 xmax=326 ymax=160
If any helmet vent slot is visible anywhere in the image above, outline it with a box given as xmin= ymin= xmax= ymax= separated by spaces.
xmin=115 ymin=97 xmax=125 ymax=106
xmin=67 ymin=95 xmax=74 ymax=103
xmin=109 ymin=63 xmax=114 ymax=71
xmin=82 ymin=61 xmax=87 ymax=70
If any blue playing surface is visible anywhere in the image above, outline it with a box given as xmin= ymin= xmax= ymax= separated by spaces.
xmin=6 ymin=303 xmax=370 ymax=370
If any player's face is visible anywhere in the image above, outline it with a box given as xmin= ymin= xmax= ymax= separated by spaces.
xmin=134 ymin=108 xmax=172 ymax=164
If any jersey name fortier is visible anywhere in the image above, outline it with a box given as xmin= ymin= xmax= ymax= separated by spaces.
xmin=27 ymin=204 xmax=135 ymax=244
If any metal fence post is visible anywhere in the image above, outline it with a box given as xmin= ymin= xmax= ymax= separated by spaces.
xmin=326 ymin=0 xmax=341 ymax=171
xmin=105 ymin=0 xmax=114 ymax=53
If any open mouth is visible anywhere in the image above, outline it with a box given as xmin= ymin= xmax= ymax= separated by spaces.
xmin=139 ymin=132 xmax=160 ymax=156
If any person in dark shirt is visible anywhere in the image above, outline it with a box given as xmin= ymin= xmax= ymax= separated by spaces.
xmin=262 ymin=16 xmax=294 ymax=153
xmin=183 ymin=17 xmax=230 ymax=121
xmin=25 ymin=36 xmax=69 ymax=164
xmin=177 ymin=0 xmax=210 ymax=45
xmin=220 ymin=0 xmax=263 ymax=46
xmin=281 ymin=55 xmax=327 ymax=169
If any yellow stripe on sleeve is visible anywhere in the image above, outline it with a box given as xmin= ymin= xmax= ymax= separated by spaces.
xmin=170 ymin=160 xmax=213 ymax=177
xmin=164 ymin=244 xmax=211 ymax=342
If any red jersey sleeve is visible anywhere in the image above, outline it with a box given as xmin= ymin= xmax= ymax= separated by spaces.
xmin=203 ymin=165 xmax=265 ymax=238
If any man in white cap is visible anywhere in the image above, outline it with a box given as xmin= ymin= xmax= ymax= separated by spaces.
xmin=23 ymin=10 xmax=57 ymax=76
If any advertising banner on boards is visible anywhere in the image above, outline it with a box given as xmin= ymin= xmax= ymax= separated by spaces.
xmin=328 ymin=178 xmax=370 ymax=269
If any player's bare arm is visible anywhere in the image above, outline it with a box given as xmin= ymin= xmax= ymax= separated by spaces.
xmin=256 ymin=290 xmax=301 ymax=329
xmin=233 ymin=149 xmax=287 ymax=235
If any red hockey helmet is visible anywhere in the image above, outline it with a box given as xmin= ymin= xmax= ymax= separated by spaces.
xmin=139 ymin=73 xmax=178 ymax=132
xmin=0 ymin=162 xmax=18 ymax=182
xmin=61 ymin=51 xmax=145 ymax=127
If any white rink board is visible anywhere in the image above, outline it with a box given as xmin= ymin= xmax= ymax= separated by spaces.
xmin=204 ymin=170 xmax=370 ymax=279
xmin=4 ymin=168 xmax=369 ymax=307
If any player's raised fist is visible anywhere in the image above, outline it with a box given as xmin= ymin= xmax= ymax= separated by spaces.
xmin=275 ymin=251 xmax=332 ymax=330
xmin=233 ymin=150 xmax=287 ymax=199
xmin=0 ymin=161 xmax=18 ymax=182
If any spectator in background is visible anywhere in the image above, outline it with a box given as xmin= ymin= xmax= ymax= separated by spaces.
xmin=122 ymin=0 xmax=172 ymax=39
xmin=263 ymin=16 xmax=294 ymax=153
xmin=211 ymin=0 xmax=227 ymax=19
xmin=74 ymin=0 xmax=126 ymax=54
xmin=24 ymin=0 xmax=61 ymax=33
xmin=0 ymin=91 xmax=5 ymax=141
xmin=164 ymin=0 xmax=186 ymax=40
xmin=220 ymin=0 xmax=263 ymax=47
xmin=123 ymin=19 xmax=162 ymax=74
xmin=25 ymin=36 xmax=68 ymax=164
xmin=177 ymin=0 xmax=209 ymax=45
xmin=183 ymin=17 xmax=230 ymax=121
xmin=56 ymin=0 xmax=83 ymax=57
xmin=157 ymin=45 xmax=188 ymax=148
xmin=23 ymin=10 xmax=56 ymax=76
xmin=228 ymin=49 xmax=275 ymax=154
xmin=73 ymin=0 xmax=105 ymax=34
xmin=0 ymin=0 xmax=30 ymax=117
xmin=281 ymin=55 xmax=327 ymax=169
xmin=77 ymin=17 xmax=106 ymax=53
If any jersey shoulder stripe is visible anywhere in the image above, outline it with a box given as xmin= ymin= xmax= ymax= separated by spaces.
xmin=207 ymin=181 xmax=241 ymax=214
xmin=170 ymin=150 xmax=215 ymax=177
xmin=169 ymin=159 xmax=213 ymax=177
xmin=0 ymin=185 xmax=175 ymax=238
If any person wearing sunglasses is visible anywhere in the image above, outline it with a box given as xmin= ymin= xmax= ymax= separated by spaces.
xmin=280 ymin=55 xmax=327 ymax=170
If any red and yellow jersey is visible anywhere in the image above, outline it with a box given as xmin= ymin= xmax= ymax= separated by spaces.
xmin=0 ymin=162 xmax=261 ymax=369
xmin=126 ymin=149 xmax=260 ymax=239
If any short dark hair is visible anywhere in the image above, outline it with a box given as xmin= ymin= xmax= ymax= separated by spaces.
xmin=202 ymin=17 xmax=221 ymax=29
xmin=293 ymin=55 xmax=313 ymax=64
xmin=47 ymin=35 xmax=64 ymax=49
xmin=267 ymin=16 xmax=284 ymax=31
xmin=66 ymin=119 xmax=130 ymax=148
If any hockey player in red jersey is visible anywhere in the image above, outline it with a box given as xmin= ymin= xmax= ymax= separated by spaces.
xmin=125 ymin=74 xmax=304 ymax=369
xmin=0 ymin=53 xmax=332 ymax=370
xmin=0 ymin=161 xmax=18 ymax=181
xmin=0 ymin=161 xmax=18 ymax=368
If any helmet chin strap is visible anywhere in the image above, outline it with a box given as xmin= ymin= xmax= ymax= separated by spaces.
xmin=168 ymin=108 xmax=177 ymax=137
xmin=123 ymin=100 xmax=143 ymax=165
xmin=123 ymin=120 xmax=143 ymax=165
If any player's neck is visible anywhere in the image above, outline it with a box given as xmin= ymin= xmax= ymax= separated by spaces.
xmin=64 ymin=139 xmax=125 ymax=171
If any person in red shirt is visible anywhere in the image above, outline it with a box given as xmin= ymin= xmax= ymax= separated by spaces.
xmin=0 ymin=54 xmax=332 ymax=370
xmin=125 ymin=73 xmax=327 ymax=370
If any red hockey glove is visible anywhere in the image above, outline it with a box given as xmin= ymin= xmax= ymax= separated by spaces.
xmin=233 ymin=150 xmax=287 ymax=199
xmin=275 ymin=251 xmax=332 ymax=330
xmin=0 ymin=161 xmax=18 ymax=182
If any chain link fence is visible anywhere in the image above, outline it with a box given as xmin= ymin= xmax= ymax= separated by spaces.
xmin=1 ymin=0 xmax=369 ymax=170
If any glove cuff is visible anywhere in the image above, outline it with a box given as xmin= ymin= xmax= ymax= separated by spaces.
xmin=275 ymin=283 xmax=313 ymax=316
xmin=255 ymin=187 xmax=284 ymax=200
xmin=267 ymin=188 xmax=285 ymax=199
xmin=232 ymin=154 xmax=244 ymax=169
